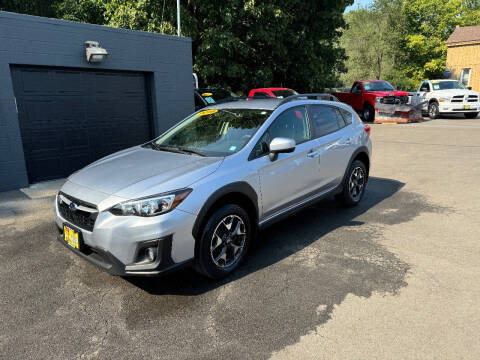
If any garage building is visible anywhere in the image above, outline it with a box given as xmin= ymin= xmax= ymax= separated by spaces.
xmin=0 ymin=11 xmax=194 ymax=192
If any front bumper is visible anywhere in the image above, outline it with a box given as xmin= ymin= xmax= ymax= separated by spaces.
xmin=439 ymin=103 xmax=480 ymax=113
xmin=54 ymin=194 xmax=197 ymax=276
xmin=56 ymin=230 xmax=191 ymax=276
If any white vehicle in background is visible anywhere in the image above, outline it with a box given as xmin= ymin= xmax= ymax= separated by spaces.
xmin=416 ymin=80 xmax=480 ymax=119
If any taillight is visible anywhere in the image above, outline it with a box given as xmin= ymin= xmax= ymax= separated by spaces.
xmin=364 ymin=125 xmax=371 ymax=136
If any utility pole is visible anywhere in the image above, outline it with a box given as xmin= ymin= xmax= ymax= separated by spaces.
xmin=177 ymin=0 xmax=181 ymax=36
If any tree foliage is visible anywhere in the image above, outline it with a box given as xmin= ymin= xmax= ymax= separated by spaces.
xmin=1 ymin=0 xmax=354 ymax=93
xmin=341 ymin=0 xmax=480 ymax=90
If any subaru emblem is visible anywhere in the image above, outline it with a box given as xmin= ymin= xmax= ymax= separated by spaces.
xmin=69 ymin=202 xmax=78 ymax=211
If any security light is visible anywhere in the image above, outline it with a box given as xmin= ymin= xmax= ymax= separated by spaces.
xmin=85 ymin=41 xmax=108 ymax=63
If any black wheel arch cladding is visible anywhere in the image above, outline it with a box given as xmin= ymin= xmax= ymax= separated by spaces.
xmin=192 ymin=181 xmax=259 ymax=239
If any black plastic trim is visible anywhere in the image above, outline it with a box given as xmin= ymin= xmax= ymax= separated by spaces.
xmin=191 ymin=181 xmax=259 ymax=238
xmin=56 ymin=228 xmax=190 ymax=276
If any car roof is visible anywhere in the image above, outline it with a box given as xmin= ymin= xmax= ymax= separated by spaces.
xmin=428 ymin=79 xmax=456 ymax=82
xmin=207 ymin=97 xmax=345 ymax=111
xmin=360 ymin=80 xmax=388 ymax=83
xmin=210 ymin=99 xmax=281 ymax=110
xmin=250 ymin=87 xmax=293 ymax=91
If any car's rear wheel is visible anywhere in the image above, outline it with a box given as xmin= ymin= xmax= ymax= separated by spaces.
xmin=464 ymin=112 xmax=479 ymax=119
xmin=337 ymin=160 xmax=367 ymax=206
xmin=195 ymin=204 xmax=251 ymax=279
xmin=362 ymin=103 xmax=375 ymax=122
xmin=428 ymin=101 xmax=440 ymax=119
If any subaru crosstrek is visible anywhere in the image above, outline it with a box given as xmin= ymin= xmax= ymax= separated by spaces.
xmin=55 ymin=95 xmax=372 ymax=279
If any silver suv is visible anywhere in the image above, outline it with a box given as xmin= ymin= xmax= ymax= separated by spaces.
xmin=55 ymin=95 xmax=372 ymax=279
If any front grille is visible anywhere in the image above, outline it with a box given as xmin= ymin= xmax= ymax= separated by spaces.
xmin=451 ymin=95 xmax=464 ymax=103
xmin=58 ymin=193 xmax=98 ymax=231
xmin=467 ymin=95 xmax=479 ymax=103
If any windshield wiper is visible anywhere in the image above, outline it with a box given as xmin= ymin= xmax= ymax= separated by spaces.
xmin=175 ymin=147 xmax=206 ymax=157
xmin=149 ymin=143 xmax=206 ymax=157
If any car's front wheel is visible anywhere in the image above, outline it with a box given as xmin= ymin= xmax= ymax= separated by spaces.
xmin=337 ymin=160 xmax=367 ymax=206
xmin=195 ymin=204 xmax=251 ymax=279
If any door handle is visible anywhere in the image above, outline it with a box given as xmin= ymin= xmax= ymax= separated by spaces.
xmin=307 ymin=150 xmax=320 ymax=158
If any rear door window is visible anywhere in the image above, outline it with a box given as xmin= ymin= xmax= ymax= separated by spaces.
xmin=307 ymin=105 xmax=341 ymax=138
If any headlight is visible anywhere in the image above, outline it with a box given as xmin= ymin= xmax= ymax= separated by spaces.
xmin=110 ymin=189 xmax=192 ymax=217
xmin=438 ymin=97 xmax=451 ymax=103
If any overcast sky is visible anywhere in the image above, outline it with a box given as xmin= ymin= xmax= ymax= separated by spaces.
xmin=345 ymin=0 xmax=374 ymax=12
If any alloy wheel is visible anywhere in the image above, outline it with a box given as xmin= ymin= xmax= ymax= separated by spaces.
xmin=349 ymin=166 xmax=365 ymax=201
xmin=210 ymin=215 xmax=246 ymax=268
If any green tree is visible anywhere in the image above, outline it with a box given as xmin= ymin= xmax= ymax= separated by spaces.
xmin=340 ymin=7 xmax=395 ymax=86
xmin=56 ymin=0 xmax=353 ymax=93
xmin=0 ymin=0 xmax=60 ymax=17
xmin=398 ymin=0 xmax=480 ymax=87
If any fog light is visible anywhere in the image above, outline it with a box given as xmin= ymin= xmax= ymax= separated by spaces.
xmin=146 ymin=247 xmax=156 ymax=262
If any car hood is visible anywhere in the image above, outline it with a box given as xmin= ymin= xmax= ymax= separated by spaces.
xmin=365 ymin=90 xmax=410 ymax=97
xmin=432 ymin=89 xmax=479 ymax=97
xmin=67 ymin=146 xmax=223 ymax=200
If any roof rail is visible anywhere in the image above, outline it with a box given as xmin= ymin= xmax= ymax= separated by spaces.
xmin=277 ymin=93 xmax=339 ymax=107
xmin=214 ymin=95 xmax=272 ymax=104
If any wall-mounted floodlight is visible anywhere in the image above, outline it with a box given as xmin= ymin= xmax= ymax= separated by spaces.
xmin=85 ymin=41 xmax=108 ymax=63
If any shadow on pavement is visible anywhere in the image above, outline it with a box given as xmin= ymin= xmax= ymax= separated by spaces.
xmin=127 ymin=176 xmax=411 ymax=296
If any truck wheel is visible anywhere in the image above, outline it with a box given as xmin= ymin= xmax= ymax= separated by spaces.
xmin=428 ymin=101 xmax=440 ymax=119
xmin=362 ymin=103 xmax=375 ymax=122
xmin=464 ymin=112 xmax=479 ymax=119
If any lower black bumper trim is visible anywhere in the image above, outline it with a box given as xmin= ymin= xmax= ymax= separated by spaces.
xmin=56 ymin=229 xmax=192 ymax=276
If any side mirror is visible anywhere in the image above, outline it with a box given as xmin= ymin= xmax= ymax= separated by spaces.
xmin=269 ymin=137 xmax=296 ymax=161
xmin=467 ymin=86 xmax=472 ymax=90
xmin=352 ymin=89 xmax=361 ymax=95
xmin=420 ymin=87 xmax=429 ymax=92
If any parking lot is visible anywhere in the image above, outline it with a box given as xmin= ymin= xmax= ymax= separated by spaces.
xmin=1 ymin=115 xmax=480 ymax=359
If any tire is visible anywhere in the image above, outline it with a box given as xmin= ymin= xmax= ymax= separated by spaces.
xmin=464 ymin=112 xmax=479 ymax=119
xmin=337 ymin=160 xmax=367 ymax=206
xmin=195 ymin=204 xmax=251 ymax=279
xmin=362 ymin=103 xmax=375 ymax=123
xmin=428 ymin=101 xmax=440 ymax=119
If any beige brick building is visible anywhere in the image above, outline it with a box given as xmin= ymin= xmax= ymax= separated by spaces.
xmin=446 ymin=25 xmax=480 ymax=92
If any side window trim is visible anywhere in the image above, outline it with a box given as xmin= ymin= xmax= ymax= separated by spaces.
xmin=248 ymin=105 xmax=311 ymax=161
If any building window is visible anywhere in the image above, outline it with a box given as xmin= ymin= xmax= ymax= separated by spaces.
xmin=460 ymin=68 xmax=471 ymax=87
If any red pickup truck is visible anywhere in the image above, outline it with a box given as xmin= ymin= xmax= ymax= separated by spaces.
xmin=334 ymin=80 xmax=409 ymax=122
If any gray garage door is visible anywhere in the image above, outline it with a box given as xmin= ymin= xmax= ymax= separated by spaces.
xmin=11 ymin=66 xmax=152 ymax=184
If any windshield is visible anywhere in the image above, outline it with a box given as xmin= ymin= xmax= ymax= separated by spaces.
xmin=272 ymin=89 xmax=297 ymax=98
xmin=362 ymin=81 xmax=395 ymax=91
xmin=432 ymin=81 xmax=466 ymax=90
xmin=151 ymin=109 xmax=272 ymax=157
xmin=198 ymin=88 xmax=238 ymax=104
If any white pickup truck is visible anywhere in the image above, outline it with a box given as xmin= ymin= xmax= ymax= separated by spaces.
xmin=416 ymin=79 xmax=480 ymax=119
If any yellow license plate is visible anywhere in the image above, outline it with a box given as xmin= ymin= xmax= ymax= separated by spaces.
xmin=463 ymin=105 xmax=471 ymax=110
xmin=64 ymin=225 xmax=79 ymax=249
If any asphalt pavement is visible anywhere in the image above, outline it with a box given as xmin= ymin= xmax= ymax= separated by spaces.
xmin=1 ymin=115 xmax=480 ymax=359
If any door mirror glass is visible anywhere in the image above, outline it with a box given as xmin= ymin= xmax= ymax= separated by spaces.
xmin=269 ymin=137 xmax=295 ymax=160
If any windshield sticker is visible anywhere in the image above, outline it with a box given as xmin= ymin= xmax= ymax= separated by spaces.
xmin=204 ymin=96 xmax=215 ymax=104
xmin=202 ymin=92 xmax=213 ymax=97
xmin=433 ymin=84 xmax=440 ymax=90
xmin=228 ymin=145 xmax=237 ymax=152
xmin=198 ymin=109 xmax=218 ymax=116
xmin=363 ymin=81 xmax=370 ymax=84
xmin=432 ymin=81 xmax=439 ymax=84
